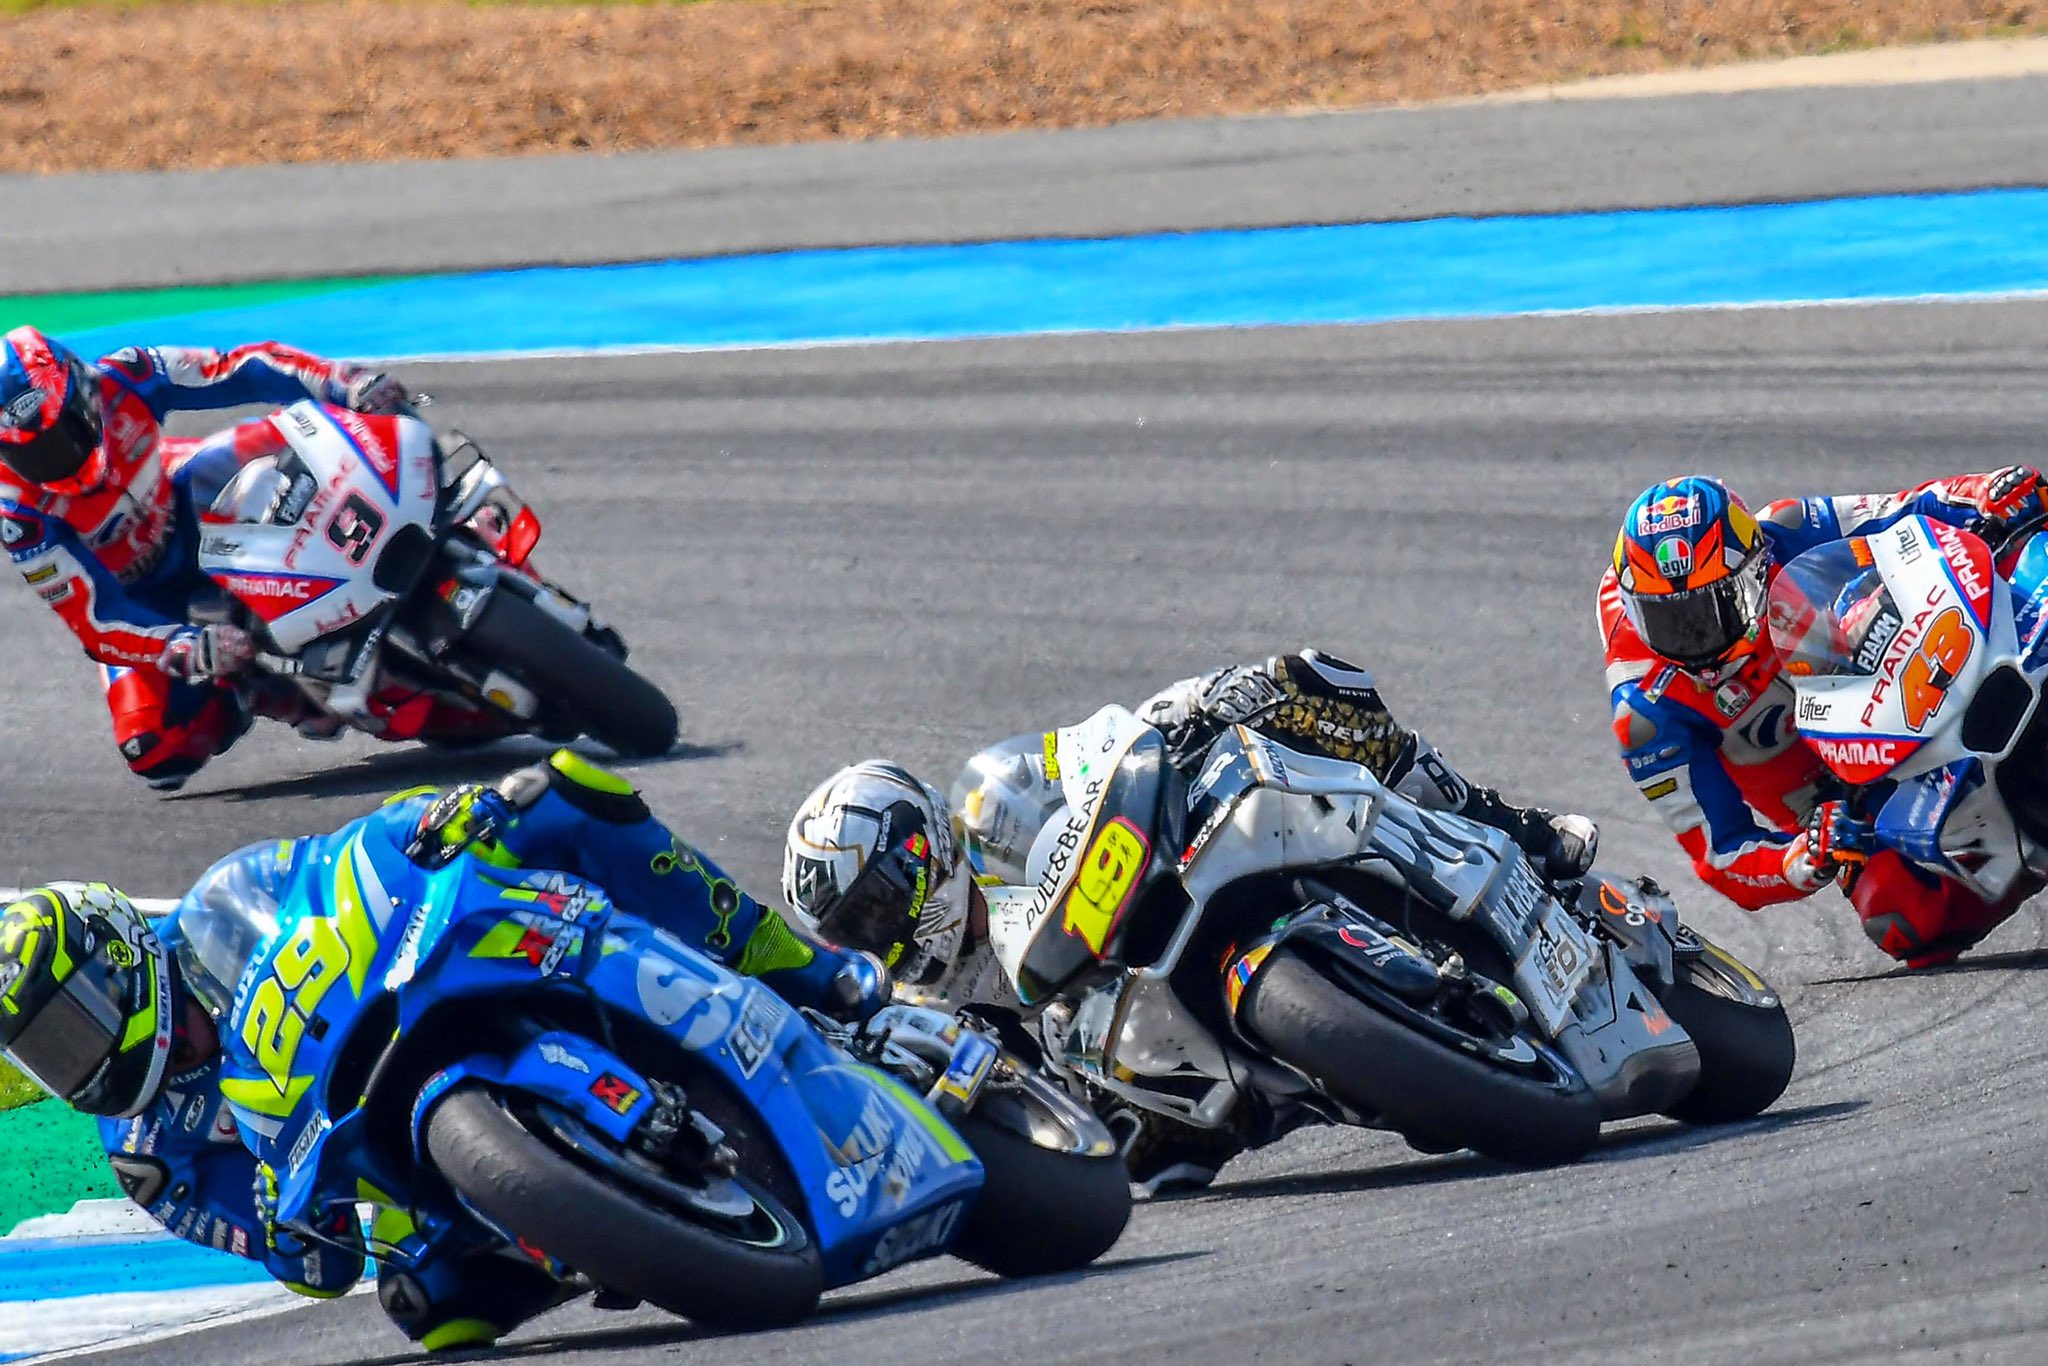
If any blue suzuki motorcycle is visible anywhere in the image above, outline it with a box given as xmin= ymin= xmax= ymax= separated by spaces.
xmin=174 ymin=828 xmax=1131 ymax=1329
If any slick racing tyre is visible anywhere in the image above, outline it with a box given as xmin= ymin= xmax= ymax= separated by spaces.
xmin=949 ymin=1083 xmax=1131 ymax=1276
xmin=1243 ymin=947 xmax=1601 ymax=1167
xmin=1655 ymin=947 xmax=1796 ymax=1125
xmin=462 ymin=590 xmax=678 ymax=757
xmin=425 ymin=1085 xmax=823 ymax=1328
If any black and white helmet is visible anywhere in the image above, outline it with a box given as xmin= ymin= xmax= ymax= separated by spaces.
xmin=783 ymin=762 xmax=961 ymax=981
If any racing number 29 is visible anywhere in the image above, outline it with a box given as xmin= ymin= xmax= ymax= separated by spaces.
xmin=241 ymin=917 xmax=351 ymax=1097
xmin=325 ymin=493 xmax=386 ymax=566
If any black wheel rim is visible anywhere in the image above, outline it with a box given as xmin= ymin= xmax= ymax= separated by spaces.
xmin=514 ymin=1098 xmax=800 ymax=1251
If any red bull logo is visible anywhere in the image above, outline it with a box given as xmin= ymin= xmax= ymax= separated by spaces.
xmin=1637 ymin=493 xmax=1701 ymax=537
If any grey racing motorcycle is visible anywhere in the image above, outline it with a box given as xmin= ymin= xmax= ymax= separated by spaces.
xmin=981 ymin=706 xmax=1797 ymax=1166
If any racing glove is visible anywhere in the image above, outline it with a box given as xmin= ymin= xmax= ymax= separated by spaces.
xmin=158 ymin=624 xmax=254 ymax=681
xmin=343 ymin=370 xmax=409 ymax=415
xmin=1193 ymin=665 xmax=1289 ymax=729
xmin=822 ymin=951 xmax=891 ymax=1026
xmin=403 ymin=784 xmax=516 ymax=868
xmin=1783 ymin=799 xmax=1872 ymax=893
xmin=1976 ymin=465 xmax=2043 ymax=521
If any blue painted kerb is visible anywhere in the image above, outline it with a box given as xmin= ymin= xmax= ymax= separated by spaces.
xmin=54 ymin=186 xmax=2048 ymax=361
xmin=0 ymin=1236 xmax=273 ymax=1303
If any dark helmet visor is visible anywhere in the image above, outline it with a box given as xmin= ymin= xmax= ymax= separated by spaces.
xmin=814 ymin=803 xmax=935 ymax=967
xmin=5 ymin=967 xmax=126 ymax=1106
xmin=0 ymin=363 xmax=103 ymax=487
xmin=1631 ymin=550 xmax=1769 ymax=668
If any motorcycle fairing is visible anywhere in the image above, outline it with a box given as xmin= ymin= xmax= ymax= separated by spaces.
xmin=1575 ymin=874 xmax=1681 ymax=990
xmin=1784 ymin=517 xmax=2007 ymax=786
xmin=2009 ymin=530 xmax=2048 ymax=659
xmin=1874 ymin=757 xmax=2036 ymax=900
xmin=1005 ymin=708 xmax=1179 ymax=1007
xmin=198 ymin=403 xmax=437 ymax=655
xmin=1177 ymin=738 xmax=1605 ymax=1040
xmin=1775 ymin=517 xmax=2048 ymax=896
xmin=209 ymin=820 xmax=984 ymax=1288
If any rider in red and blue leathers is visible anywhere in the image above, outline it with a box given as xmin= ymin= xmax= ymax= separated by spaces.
xmin=58 ymin=751 xmax=885 ymax=1350
xmin=0 ymin=325 xmax=404 ymax=789
xmin=1602 ymin=470 xmax=2045 ymax=967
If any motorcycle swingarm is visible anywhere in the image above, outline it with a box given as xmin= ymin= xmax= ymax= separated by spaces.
xmin=1235 ymin=894 xmax=1447 ymax=1015
xmin=1222 ymin=891 xmax=1480 ymax=1107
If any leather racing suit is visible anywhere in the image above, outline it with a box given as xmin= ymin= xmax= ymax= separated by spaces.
xmin=99 ymin=750 xmax=875 ymax=1350
xmin=0 ymin=343 xmax=380 ymax=787
xmin=1601 ymin=473 xmax=2044 ymax=967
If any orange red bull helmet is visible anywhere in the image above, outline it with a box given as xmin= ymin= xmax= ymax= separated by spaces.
xmin=1614 ymin=476 xmax=1772 ymax=671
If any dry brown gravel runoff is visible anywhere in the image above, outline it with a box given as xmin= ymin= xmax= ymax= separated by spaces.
xmin=0 ymin=1 xmax=2039 ymax=173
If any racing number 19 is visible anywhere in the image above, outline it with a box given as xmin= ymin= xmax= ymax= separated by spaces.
xmin=241 ymin=917 xmax=351 ymax=1096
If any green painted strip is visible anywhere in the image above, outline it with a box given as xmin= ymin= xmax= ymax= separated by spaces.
xmin=0 ymin=1095 xmax=119 ymax=1236
xmin=0 ymin=276 xmax=405 ymax=337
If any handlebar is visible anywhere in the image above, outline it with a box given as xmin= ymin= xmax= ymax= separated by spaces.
xmin=1985 ymin=509 xmax=2048 ymax=562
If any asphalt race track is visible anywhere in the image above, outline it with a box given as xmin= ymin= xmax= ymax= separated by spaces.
xmin=8 ymin=302 xmax=2047 ymax=1366
xmin=13 ymin=77 xmax=2048 ymax=1366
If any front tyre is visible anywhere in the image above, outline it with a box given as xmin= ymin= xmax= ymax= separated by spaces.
xmin=948 ymin=1085 xmax=1131 ymax=1277
xmin=424 ymin=1086 xmax=822 ymax=1328
xmin=1656 ymin=945 xmax=1796 ymax=1124
xmin=463 ymin=590 xmax=678 ymax=757
xmin=1242 ymin=947 xmax=1601 ymax=1167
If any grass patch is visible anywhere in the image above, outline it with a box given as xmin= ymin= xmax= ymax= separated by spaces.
xmin=1612 ymin=14 xmax=1648 ymax=48
xmin=1818 ymin=23 xmax=1869 ymax=52
xmin=0 ymin=1061 xmax=46 ymax=1112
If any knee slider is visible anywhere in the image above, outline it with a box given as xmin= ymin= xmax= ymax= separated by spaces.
xmin=504 ymin=749 xmax=650 ymax=825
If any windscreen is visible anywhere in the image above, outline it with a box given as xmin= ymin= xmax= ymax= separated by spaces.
xmin=1765 ymin=539 xmax=1903 ymax=680
xmin=173 ymin=843 xmax=291 ymax=1018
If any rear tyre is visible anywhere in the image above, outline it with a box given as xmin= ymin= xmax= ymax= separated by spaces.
xmin=424 ymin=1085 xmax=822 ymax=1328
xmin=1656 ymin=952 xmax=1796 ymax=1124
xmin=463 ymin=590 xmax=678 ymax=757
xmin=948 ymin=1105 xmax=1132 ymax=1277
xmin=1243 ymin=948 xmax=1601 ymax=1167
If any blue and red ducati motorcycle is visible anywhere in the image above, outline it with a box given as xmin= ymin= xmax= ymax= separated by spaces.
xmin=177 ymin=828 xmax=1130 ymax=1329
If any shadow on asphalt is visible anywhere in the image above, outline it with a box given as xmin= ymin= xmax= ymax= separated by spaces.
xmin=167 ymin=736 xmax=742 ymax=803
xmin=1193 ymin=1101 xmax=1866 ymax=1203
xmin=348 ymin=1252 xmax=1211 ymax=1364
xmin=1806 ymin=945 xmax=2048 ymax=985
xmin=1582 ymin=1099 xmax=1867 ymax=1162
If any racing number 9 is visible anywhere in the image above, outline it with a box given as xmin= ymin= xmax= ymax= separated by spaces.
xmin=324 ymin=493 xmax=386 ymax=566
xmin=241 ymin=917 xmax=350 ymax=1097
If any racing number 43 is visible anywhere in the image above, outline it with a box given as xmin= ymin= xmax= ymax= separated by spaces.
xmin=242 ymin=917 xmax=351 ymax=1097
